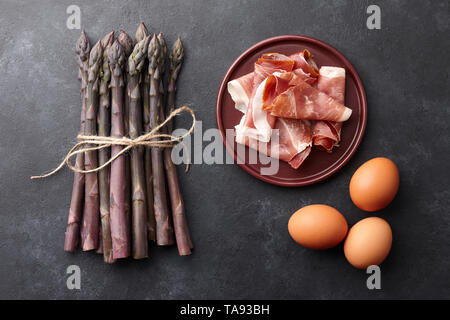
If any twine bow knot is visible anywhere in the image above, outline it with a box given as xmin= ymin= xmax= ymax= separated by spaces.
xmin=31 ymin=106 xmax=195 ymax=179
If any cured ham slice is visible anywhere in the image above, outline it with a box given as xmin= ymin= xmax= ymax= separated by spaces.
xmin=316 ymin=66 xmax=345 ymax=102
xmin=227 ymin=72 xmax=254 ymax=113
xmin=236 ymin=77 xmax=277 ymax=142
xmin=226 ymin=50 xmax=346 ymax=170
xmin=292 ymin=69 xmax=317 ymax=86
xmin=257 ymin=53 xmax=295 ymax=72
xmin=313 ymin=67 xmax=346 ymax=152
xmin=227 ymin=51 xmax=318 ymax=114
xmin=238 ymin=53 xmax=295 ymax=142
xmin=262 ymin=71 xmax=317 ymax=109
xmin=289 ymin=49 xmax=319 ymax=77
xmin=313 ymin=121 xmax=341 ymax=151
xmin=236 ymin=117 xmax=312 ymax=169
xmin=228 ymin=64 xmax=316 ymax=115
xmin=288 ymin=146 xmax=312 ymax=169
xmin=266 ymin=79 xmax=352 ymax=122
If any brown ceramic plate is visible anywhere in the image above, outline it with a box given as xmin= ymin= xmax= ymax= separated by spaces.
xmin=216 ymin=35 xmax=367 ymax=187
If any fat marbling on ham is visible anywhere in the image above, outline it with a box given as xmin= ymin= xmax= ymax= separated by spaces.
xmin=227 ymin=50 xmax=317 ymax=114
xmin=236 ymin=53 xmax=294 ymax=143
xmin=236 ymin=117 xmax=312 ymax=169
xmin=289 ymin=49 xmax=320 ymax=78
xmin=265 ymin=79 xmax=352 ymax=122
xmin=313 ymin=66 xmax=346 ymax=152
xmin=227 ymin=72 xmax=254 ymax=113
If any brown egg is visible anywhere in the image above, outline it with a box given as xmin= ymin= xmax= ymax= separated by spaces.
xmin=350 ymin=157 xmax=399 ymax=212
xmin=288 ymin=204 xmax=348 ymax=250
xmin=344 ymin=217 xmax=392 ymax=269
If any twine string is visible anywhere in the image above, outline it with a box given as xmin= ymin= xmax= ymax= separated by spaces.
xmin=31 ymin=106 xmax=195 ymax=179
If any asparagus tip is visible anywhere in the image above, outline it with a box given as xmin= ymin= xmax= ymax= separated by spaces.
xmin=76 ymin=29 xmax=90 ymax=61
xmin=128 ymin=35 xmax=151 ymax=75
xmin=118 ymin=30 xmax=133 ymax=57
xmin=135 ymin=22 xmax=150 ymax=43
xmin=157 ymin=33 xmax=167 ymax=73
xmin=88 ymin=41 xmax=103 ymax=81
xmin=148 ymin=34 xmax=160 ymax=70
xmin=101 ymin=36 xmax=113 ymax=82
xmin=101 ymin=30 xmax=115 ymax=48
xmin=108 ymin=40 xmax=125 ymax=77
xmin=169 ymin=36 xmax=184 ymax=72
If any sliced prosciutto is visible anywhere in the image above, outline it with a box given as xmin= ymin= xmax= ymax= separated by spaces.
xmin=265 ymin=79 xmax=352 ymax=122
xmin=238 ymin=53 xmax=294 ymax=142
xmin=313 ymin=67 xmax=346 ymax=152
xmin=262 ymin=70 xmax=317 ymax=110
xmin=226 ymin=49 xmax=341 ymax=170
xmin=313 ymin=121 xmax=341 ymax=151
xmin=257 ymin=53 xmax=295 ymax=73
xmin=316 ymin=66 xmax=345 ymax=102
xmin=236 ymin=117 xmax=312 ymax=169
xmin=227 ymin=50 xmax=318 ymax=114
xmin=289 ymin=49 xmax=319 ymax=78
xmin=227 ymin=72 xmax=254 ymax=113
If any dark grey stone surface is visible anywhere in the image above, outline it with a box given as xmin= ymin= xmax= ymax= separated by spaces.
xmin=0 ymin=0 xmax=449 ymax=299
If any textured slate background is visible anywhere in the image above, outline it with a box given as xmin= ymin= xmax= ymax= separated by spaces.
xmin=0 ymin=0 xmax=449 ymax=299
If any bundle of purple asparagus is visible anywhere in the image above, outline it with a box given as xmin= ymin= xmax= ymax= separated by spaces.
xmin=62 ymin=24 xmax=193 ymax=263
